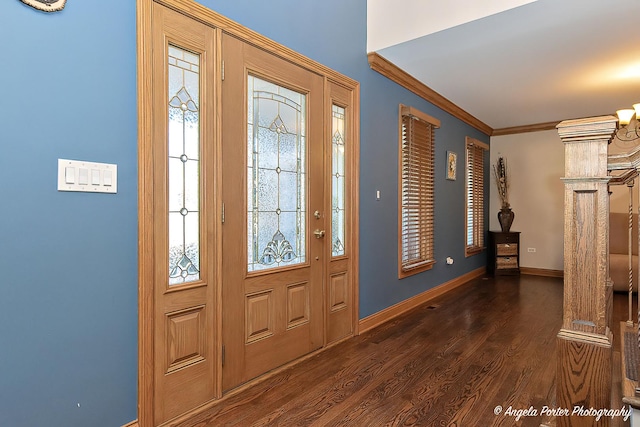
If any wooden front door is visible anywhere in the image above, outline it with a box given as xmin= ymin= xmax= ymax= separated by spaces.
xmin=221 ymin=34 xmax=325 ymax=391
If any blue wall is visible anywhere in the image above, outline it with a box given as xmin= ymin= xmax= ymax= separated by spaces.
xmin=199 ymin=1 xmax=490 ymax=319
xmin=0 ymin=2 xmax=138 ymax=427
xmin=0 ymin=1 xmax=488 ymax=426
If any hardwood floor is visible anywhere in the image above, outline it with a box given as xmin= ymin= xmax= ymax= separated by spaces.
xmin=179 ymin=274 xmax=632 ymax=427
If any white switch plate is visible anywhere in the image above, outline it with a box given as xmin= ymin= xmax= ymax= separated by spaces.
xmin=58 ymin=159 xmax=117 ymax=193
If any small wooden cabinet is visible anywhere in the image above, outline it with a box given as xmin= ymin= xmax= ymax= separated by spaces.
xmin=488 ymin=231 xmax=520 ymax=275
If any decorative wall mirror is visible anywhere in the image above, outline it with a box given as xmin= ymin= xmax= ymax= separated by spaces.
xmin=20 ymin=0 xmax=66 ymax=12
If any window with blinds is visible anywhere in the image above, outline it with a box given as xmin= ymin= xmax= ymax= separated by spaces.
xmin=398 ymin=105 xmax=439 ymax=278
xmin=465 ymin=137 xmax=489 ymax=256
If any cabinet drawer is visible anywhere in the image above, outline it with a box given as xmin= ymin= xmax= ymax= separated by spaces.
xmin=496 ymin=243 xmax=518 ymax=256
xmin=496 ymin=257 xmax=518 ymax=269
xmin=494 ymin=233 xmax=518 ymax=244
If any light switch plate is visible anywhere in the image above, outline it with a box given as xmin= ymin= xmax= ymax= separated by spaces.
xmin=58 ymin=159 xmax=118 ymax=193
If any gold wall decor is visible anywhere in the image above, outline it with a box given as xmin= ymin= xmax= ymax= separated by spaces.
xmin=446 ymin=151 xmax=457 ymax=181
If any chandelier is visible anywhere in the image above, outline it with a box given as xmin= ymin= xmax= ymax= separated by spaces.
xmin=615 ymin=104 xmax=640 ymax=144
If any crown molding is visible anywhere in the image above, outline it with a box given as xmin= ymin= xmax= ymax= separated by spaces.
xmin=367 ymin=52 xmax=492 ymax=136
xmin=491 ymin=121 xmax=560 ymax=136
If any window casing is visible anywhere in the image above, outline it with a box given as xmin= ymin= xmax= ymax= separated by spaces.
xmin=398 ymin=105 xmax=440 ymax=278
xmin=465 ymin=137 xmax=489 ymax=256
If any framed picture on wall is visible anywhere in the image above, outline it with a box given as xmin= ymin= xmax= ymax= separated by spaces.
xmin=446 ymin=151 xmax=457 ymax=180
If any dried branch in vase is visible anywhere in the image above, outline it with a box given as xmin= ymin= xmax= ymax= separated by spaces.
xmin=493 ymin=157 xmax=510 ymax=209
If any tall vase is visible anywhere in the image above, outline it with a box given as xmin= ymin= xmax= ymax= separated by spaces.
xmin=498 ymin=207 xmax=514 ymax=232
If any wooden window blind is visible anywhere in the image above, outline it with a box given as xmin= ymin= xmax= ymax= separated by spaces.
xmin=399 ymin=105 xmax=439 ymax=277
xmin=465 ymin=137 xmax=489 ymax=256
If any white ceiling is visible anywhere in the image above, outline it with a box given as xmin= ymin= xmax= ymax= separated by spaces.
xmin=368 ymin=0 xmax=640 ymax=131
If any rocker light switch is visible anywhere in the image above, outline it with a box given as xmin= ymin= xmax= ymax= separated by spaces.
xmin=64 ymin=167 xmax=75 ymax=184
xmin=91 ymin=169 xmax=101 ymax=185
xmin=78 ymin=168 xmax=89 ymax=185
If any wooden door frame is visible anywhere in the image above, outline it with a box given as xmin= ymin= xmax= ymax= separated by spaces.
xmin=137 ymin=0 xmax=360 ymax=425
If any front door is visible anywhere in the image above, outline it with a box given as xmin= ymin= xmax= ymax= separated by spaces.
xmin=221 ymin=34 xmax=325 ymax=391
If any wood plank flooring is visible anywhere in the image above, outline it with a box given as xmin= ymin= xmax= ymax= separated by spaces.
xmin=179 ymin=275 xmax=631 ymax=427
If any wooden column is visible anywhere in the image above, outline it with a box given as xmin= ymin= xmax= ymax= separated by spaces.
xmin=556 ymin=116 xmax=617 ymax=426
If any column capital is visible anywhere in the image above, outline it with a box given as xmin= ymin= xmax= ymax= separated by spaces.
xmin=557 ymin=115 xmax=617 ymax=142
xmin=559 ymin=116 xmax=616 ymax=179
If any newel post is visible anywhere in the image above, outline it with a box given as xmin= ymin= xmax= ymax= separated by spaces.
xmin=556 ymin=116 xmax=617 ymax=426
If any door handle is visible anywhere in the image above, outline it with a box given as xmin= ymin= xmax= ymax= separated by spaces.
xmin=313 ymin=229 xmax=325 ymax=239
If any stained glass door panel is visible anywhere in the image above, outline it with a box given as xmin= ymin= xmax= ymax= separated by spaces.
xmin=331 ymin=104 xmax=346 ymax=257
xmin=168 ymin=44 xmax=201 ymax=285
xmin=247 ymin=76 xmax=306 ymax=272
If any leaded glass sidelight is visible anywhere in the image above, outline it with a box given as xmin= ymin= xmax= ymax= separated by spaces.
xmin=247 ymin=76 xmax=306 ymax=272
xmin=331 ymin=105 xmax=346 ymax=257
xmin=168 ymin=45 xmax=201 ymax=285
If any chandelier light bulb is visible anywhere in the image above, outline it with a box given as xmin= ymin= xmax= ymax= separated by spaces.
xmin=617 ymin=109 xmax=635 ymax=125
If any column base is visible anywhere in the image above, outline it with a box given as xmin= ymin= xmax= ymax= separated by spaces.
xmin=556 ymin=328 xmax=613 ymax=427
